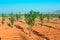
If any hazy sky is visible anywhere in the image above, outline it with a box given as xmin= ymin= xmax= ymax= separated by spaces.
xmin=0 ymin=0 xmax=60 ymax=13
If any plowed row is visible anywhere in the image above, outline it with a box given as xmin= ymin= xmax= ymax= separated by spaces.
xmin=0 ymin=17 xmax=60 ymax=40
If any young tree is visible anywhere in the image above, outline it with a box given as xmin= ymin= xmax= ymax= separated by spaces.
xmin=2 ymin=13 xmax=6 ymax=24
xmin=9 ymin=12 xmax=15 ymax=27
xmin=39 ymin=13 xmax=44 ymax=26
xmin=47 ymin=13 xmax=50 ymax=23
xmin=57 ymin=14 xmax=60 ymax=19
xmin=15 ymin=13 xmax=21 ymax=21
xmin=24 ymin=10 xmax=37 ymax=38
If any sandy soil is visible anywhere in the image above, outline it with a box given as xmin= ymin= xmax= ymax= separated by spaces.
xmin=0 ymin=18 xmax=60 ymax=40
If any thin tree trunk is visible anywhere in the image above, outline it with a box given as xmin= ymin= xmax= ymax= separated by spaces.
xmin=28 ymin=27 xmax=34 ymax=40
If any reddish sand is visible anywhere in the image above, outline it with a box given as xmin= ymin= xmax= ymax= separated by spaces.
xmin=0 ymin=18 xmax=60 ymax=40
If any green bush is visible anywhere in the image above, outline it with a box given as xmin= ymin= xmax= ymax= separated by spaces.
xmin=57 ymin=14 xmax=60 ymax=19
xmin=39 ymin=13 xmax=44 ymax=26
xmin=24 ymin=10 xmax=38 ymax=37
xmin=15 ymin=13 xmax=21 ymax=21
xmin=24 ymin=10 xmax=38 ymax=26
xmin=47 ymin=13 xmax=50 ymax=23
xmin=9 ymin=12 xmax=15 ymax=25
xmin=2 ymin=13 xmax=6 ymax=24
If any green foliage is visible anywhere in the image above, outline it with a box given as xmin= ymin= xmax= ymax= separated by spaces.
xmin=24 ymin=10 xmax=39 ymax=37
xmin=2 ymin=13 xmax=6 ymax=24
xmin=57 ymin=14 xmax=60 ymax=19
xmin=15 ymin=13 xmax=21 ymax=21
xmin=39 ymin=13 xmax=44 ymax=26
xmin=24 ymin=10 xmax=39 ymax=33
xmin=47 ymin=13 xmax=50 ymax=23
xmin=9 ymin=12 xmax=15 ymax=25
xmin=24 ymin=10 xmax=37 ymax=26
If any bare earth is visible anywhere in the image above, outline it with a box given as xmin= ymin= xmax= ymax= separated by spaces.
xmin=0 ymin=18 xmax=60 ymax=40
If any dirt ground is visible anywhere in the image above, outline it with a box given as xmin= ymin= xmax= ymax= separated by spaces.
xmin=0 ymin=18 xmax=60 ymax=40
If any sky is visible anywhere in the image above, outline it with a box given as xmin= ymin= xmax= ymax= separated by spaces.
xmin=0 ymin=0 xmax=60 ymax=13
